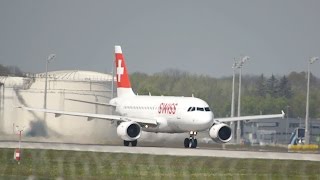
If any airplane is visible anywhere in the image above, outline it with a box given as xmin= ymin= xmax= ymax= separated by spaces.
xmin=18 ymin=45 xmax=285 ymax=148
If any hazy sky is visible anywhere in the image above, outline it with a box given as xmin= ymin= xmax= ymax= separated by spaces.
xmin=0 ymin=0 xmax=320 ymax=77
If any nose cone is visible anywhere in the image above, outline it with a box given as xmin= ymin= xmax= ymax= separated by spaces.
xmin=203 ymin=112 xmax=214 ymax=125
xmin=179 ymin=111 xmax=214 ymax=132
xmin=197 ymin=112 xmax=214 ymax=130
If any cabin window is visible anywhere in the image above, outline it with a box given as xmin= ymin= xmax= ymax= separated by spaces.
xmin=205 ymin=107 xmax=211 ymax=111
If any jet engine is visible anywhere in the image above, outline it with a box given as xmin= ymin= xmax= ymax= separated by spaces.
xmin=209 ymin=123 xmax=232 ymax=143
xmin=117 ymin=121 xmax=141 ymax=141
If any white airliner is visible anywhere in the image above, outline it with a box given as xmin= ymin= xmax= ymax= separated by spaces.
xmin=20 ymin=46 xmax=284 ymax=148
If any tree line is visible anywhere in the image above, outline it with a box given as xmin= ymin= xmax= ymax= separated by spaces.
xmin=0 ymin=64 xmax=24 ymax=77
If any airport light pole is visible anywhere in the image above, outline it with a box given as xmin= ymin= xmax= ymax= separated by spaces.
xmin=0 ymin=83 xmax=2 ymax=126
xmin=230 ymin=59 xmax=238 ymax=142
xmin=231 ymin=59 xmax=237 ymax=118
xmin=285 ymin=105 xmax=290 ymax=143
xmin=236 ymin=56 xmax=250 ymax=144
xmin=44 ymin=54 xmax=56 ymax=109
xmin=305 ymin=56 xmax=319 ymax=144
xmin=0 ymin=83 xmax=2 ymax=105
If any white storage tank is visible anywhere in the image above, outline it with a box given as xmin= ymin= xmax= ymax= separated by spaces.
xmin=0 ymin=70 xmax=119 ymax=144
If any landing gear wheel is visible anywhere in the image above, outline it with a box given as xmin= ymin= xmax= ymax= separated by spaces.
xmin=124 ymin=140 xmax=130 ymax=146
xmin=184 ymin=138 xmax=190 ymax=148
xmin=184 ymin=131 xmax=198 ymax=148
xmin=190 ymin=139 xmax=198 ymax=148
xmin=132 ymin=140 xmax=137 ymax=147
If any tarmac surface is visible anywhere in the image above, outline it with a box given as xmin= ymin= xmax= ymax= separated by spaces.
xmin=1 ymin=141 xmax=319 ymax=162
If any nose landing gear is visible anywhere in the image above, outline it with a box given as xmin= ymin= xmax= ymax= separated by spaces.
xmin=184 ymin=131 xmax=198 ymax=148
xmin=123 ymin=140 xmax=138 ymax=147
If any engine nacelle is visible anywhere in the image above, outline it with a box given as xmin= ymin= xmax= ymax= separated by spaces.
xmin=209 ymin=123 xmax=232 ymax=143
xmin=117 ymin=121 xmax=141 ymax=141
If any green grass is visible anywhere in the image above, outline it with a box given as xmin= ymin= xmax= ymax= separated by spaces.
xmin=0 ymin=148 xmax=319 ymax=180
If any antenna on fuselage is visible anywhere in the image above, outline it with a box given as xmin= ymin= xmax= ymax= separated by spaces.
xmin=192 ymin=93 xmax=194 ymax=97
xmin=149 ymin=92 xmax=151 ymax=96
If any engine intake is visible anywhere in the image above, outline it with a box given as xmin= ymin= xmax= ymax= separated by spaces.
xmin=209 ymin=123 xmax=232 ymax=143
xmin=117 ymin=121 xmax=141 ymax=141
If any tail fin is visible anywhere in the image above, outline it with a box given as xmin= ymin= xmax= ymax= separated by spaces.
xmin=114 ymin=45 xmax=135 ymax=97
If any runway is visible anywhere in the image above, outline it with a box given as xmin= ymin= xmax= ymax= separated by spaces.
xmin=0 ymin=141 xmax=319 ymax=162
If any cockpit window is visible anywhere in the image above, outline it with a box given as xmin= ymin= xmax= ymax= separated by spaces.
xmin=197 ymin=107 xmax=204 ymax=111
xmin=187 ymin=107 xmax=196 ymax=112
xmin=189 ymin=107 xmax=210 ymax=112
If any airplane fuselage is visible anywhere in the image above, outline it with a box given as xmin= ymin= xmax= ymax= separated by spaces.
xmin=110 ymin=96 xmax=214 ymax=133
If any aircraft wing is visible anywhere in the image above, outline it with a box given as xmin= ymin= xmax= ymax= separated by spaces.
xmin=65 ymin=98 xmax=114 ymax=106
xmin=18 ymin=106 xmax=157 ymax=126
xmin=214 ymin=111 xmax=285 ymax=123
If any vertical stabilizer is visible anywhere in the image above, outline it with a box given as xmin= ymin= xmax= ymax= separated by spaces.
xmin=114 ymin=46 xmax=135 ymax=97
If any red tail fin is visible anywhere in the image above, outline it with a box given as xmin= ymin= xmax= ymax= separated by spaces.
xmin=115 ymin=46 xmax=131 ymax=88
xmin=114 ymin=46 xmax=135 ymax=97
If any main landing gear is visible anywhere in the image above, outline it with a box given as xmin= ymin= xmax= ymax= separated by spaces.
xmin=124 ymin=140 xmax=137 ymax=147
xmin=184 ymin=131 xmax=198 ymax=148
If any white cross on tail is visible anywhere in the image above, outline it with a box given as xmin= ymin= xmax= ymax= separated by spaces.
xmin=117 ymin=59 xmax=124 ymax=82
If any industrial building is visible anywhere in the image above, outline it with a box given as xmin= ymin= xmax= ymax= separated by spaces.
xmin=242 ymin=118 xmax=320 ymax=145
